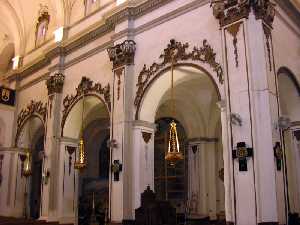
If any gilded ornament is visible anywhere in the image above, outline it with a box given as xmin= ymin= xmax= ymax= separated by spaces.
xmin=134 ymin=39 xmax=224 ymax=114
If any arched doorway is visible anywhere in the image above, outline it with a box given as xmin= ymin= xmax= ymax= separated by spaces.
xmin=138 ymin=64 xmax=225 ymax=224
xmin=62 ymin=94 xmax=111 ymax=225
xmin=278 ymin=67 xmax=300 ymax=224
xmin=17 ymin=116 xmax=45 ymax=219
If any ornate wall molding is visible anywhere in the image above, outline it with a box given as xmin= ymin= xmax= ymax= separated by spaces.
xmin=5 ymin=1 xmax=300 ymax=84
xmin=142 ymin=132 xmax=152 ymax=144
xmin=263 ymin=25 xmax=272 ymax=71
xmin=61 ymin=77 xmax=111 ymax=136
xmin=115 ymin=67 xmax=124 ymax=100
xmin=227 ymin=22 xmax=242 ymax=67
xmin=211 ymin=0 xmax=276 ymax=27
xmin=15 ymin=100 xmax=47 ymax=146
xmin=46 ymin=73 xmax=65 ymax=95
xmin=107 ymin=40 xmax=136 ymax=69
xmin=134 ymin=39 xmax=224 ymax=108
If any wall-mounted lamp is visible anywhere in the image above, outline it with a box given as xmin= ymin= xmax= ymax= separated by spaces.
xmin=117 ymin=0 xmax=126 ymax=6
xmin=54 ymin=27 xmax=64 ymax=43
xmin=12 ymin=56 xmax=20 ymax=70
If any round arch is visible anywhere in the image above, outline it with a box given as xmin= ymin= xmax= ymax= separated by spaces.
xmin=277 ymin=67 xmax=300 ymax=96
xmin=136 ymin=63 xmax=221 ymax=123
xmin=61 ymin=77 xmax=111 ymax=137
xmin=15 ymin=100 xmax=47 ymax=147
xmin=62 ymin=94 xmax=110 ymax=138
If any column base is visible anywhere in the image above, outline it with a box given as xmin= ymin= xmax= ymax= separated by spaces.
xmin=257 ymin=223 xmax=279 ymax=225
xmin=226 ymin=222 xmax=234 ymax=225
xmin=122 ymin=219 xmax=135 ymax=225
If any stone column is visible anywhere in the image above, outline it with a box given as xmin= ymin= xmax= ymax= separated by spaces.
xmin=132 ymin=120 xmax=155 ymax=215
xmin=217 ymin=100 xmax=235 ymax=223
xmin=57 ymin=138 xmax=78 ymax=224
xmin=107 ymin=39 xmax=136 ymax=223
xmin=187 ymin=141 xmax=208 ymax=218
xmin=212 ymin=1 xmax=283 ymax=224
xmin=40 ymin=73 xmax=65 ymax=221
xmin=0 ymin=148 xmax=22 ymax=216
xmin=291 ymin=129 xmax=300 ymax=215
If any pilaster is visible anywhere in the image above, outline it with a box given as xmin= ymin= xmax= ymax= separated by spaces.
xmin=40 ymin=72 xmax=65 ymax=221
xmin=57 ymin=138 xmax=78 ymax=224
xmin=132 ymin=120 xmax=155 ymax=217
xmin=107 ymin=37 xmax=136 ymax=223
xmin=211 ymin=1 xmax=283 ymax=224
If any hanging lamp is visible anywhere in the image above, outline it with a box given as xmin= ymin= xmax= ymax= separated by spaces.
xmin=165 ymin=54 xmax=184 ymax=166
xmin=23 ymin=120 xmax=32 ymax=177
xmin=75 ymin=94 xmax=87 ymax=171
xmin=23 ymin=149 xmax=32 ymax=177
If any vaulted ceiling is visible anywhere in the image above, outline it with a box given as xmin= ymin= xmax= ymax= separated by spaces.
xmin=291 ymin=0 xmax=300 ymax=11
xmin=0 ymin=0 xmax=77 ymax=59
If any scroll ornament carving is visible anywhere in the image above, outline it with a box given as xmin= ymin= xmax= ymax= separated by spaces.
xmin=211 ymin=0 xmax=276 ymax=27
xmin=134 ymin=39 xmax=224 ymax=107
xmin=15 ymin=100 xmax=47 ymax=145
xmin=107 ymin=40 xmax=136 ymax=69
xmin=61 ymin=77 xmax=111 ymax=133
xmin=46 ymin=73 xmax=65 ymax=95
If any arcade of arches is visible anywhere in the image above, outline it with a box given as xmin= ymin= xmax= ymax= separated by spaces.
xmin=0 ymin=1 xmax=300 ymax=225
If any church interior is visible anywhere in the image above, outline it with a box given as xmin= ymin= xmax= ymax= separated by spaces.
xmin=0 ymin=0 xmax=300 ymax=225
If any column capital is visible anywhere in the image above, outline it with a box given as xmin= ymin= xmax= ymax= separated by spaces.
xmin=211 ymin=0 xmax=276 ymax=27
xmin=46 ymin=73 xmax=65 ymax=95
xmin=107 ymin=40 xmax=136 ymax=70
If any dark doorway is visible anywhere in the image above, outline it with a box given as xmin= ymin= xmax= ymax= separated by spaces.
xmin=29 ymin=135 xmax=44 ymax=219
xmin=78 ymin=133 xmax=110 ymax=225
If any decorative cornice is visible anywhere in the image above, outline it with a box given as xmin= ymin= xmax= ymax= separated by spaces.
xmin=134 ymin=39 xmax=223 ymax=108
xmin=15 ymin=100 xmax=47 ymax=146
xmin=46 ymin=73 xmax=65 ymax=95
xmin=188 ymin=137 xmax=219 ymax=143
xmin=4 ymin=0 xmax=300 ymax=84
xmin=61 ymin=77 xmax=111 ymax=136
xmin=107 ymin=40 xmax=136 ymax=69
xmin=211 ymin=0 xmax=276 ymax=27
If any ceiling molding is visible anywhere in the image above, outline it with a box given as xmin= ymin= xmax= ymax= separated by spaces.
xmin=2 ymin=0 xmax=300 ymax=83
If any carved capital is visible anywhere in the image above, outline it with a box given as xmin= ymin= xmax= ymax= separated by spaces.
xmin=211 ymin=0 xmax=275 ymax=27
xmin=46 ymin=73 xmax=65 ymax=95
xmin=107 ymin=40 xmax=136 ymax=69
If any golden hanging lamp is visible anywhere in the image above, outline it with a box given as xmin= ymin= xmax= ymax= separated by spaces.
xmin=74 ymin=93 xmax=87 ymax=171
xmin=165 ymin=54 xmax=184 ymax=165
xmin=23 ymin=149 xmax=32 ymax=177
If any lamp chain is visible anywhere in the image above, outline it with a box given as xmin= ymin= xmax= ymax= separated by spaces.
xmin=171 ymin=55 xmax=175 ymax=118
xmin=81 ymin=93 xmax=85 ymax=138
